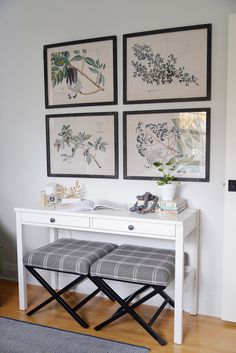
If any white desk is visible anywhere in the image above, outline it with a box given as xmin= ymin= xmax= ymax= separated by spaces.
xmin=15 ymin=206 xmax=199 ymax=344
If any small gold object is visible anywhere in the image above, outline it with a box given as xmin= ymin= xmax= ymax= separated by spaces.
xmin=57 ymin=180 xmax=81 ymax=199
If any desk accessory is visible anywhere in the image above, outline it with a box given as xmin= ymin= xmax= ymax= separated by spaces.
xmin=153 ymin=161 xmax=179 ymax=201
xmin=41 ymin=191 xmax=46 ymax=207
xmin=130 ymin=192 xmax=158 ymax=213
xmin=46 ymin=183 xmax=57 ymax=205
xmin=57 ymin=180 xmax=81 ymax=203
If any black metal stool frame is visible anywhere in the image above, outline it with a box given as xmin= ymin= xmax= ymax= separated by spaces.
xmin=25 ymin=265 xmax=102 ymax=328
xmin=91 ymin=276 xmax=174 ymax=346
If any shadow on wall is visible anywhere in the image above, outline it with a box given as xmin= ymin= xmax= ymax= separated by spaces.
xmin=0 ymin=221 xmax=17 ymax=280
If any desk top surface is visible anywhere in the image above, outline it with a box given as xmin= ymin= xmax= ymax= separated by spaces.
xmin=15 ymin=204 xmax=198 ymax=225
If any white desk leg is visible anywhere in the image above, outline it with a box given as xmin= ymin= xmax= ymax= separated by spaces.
xmin=49 ymin=228 xmax=58 ymax=289
xmin=174 ymin=225 xmax=184 ymax=344
xmin=16 ymin=212 xmax=27 ymax=310
xmin=190 ymin=210 xmax=199 ymax=315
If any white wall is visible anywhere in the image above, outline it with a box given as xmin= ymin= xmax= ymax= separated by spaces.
xmin=0 ymin=0 xmax=236 ymax=317
xmin=222 ymin=14 xmax=236 ymax=322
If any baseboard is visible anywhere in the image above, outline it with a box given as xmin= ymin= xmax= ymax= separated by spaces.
xmin=221 ymin=299 xmax=236 ymax=322
xmin=0 ymin=262 xmax=18 ymax=280
xmin=197 ymin=293 xmax=221 ymax=318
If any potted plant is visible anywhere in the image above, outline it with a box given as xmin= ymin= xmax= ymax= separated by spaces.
xmin=153 ymin=161 xmax=179 ymax=201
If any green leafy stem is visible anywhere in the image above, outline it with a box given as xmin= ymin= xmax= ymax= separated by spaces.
xmin=54 ymin=125 xmax=108 ymax=168
xmin=153 ymin=161 xmax=176 ymax=185
xmin=51 ymin=49 xmax=106 ymax=95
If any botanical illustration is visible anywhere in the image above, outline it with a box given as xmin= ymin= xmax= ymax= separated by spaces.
xmin=132 ymin=44 xmax=199 ymax=88
xmin=54 ymin=124 xmax=108 ymax=169
xmin=44 ymin=37 xmax=116 ymax=107
xmin=46 ymin=113 xmax=118 ymax=178
xmin=124 ymin=25 xmax=211 ymax=103
xmin=51 ymin=49 xmax=106 ymax=101
xmin=135 ymin=112 xmax=207 ymax=177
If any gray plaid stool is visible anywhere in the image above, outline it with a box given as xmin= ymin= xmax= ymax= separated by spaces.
xmin=24 ymin=238 xmax=117 ymax=328
xmin=90 ymin=244 xmax=176 ymax=346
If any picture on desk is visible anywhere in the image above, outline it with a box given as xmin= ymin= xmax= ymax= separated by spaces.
xmin=123 ymin=108 xmax=210 ymax=182
xmin=46 ymin=112 xmax=118 ymax=178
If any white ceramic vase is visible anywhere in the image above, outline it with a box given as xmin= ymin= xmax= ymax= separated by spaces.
xmin=159 ymin=183 xmax=177 ymax=201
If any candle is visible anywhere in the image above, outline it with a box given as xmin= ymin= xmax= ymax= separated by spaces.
xmin=41 ymin=191 xmax=46 ymax=207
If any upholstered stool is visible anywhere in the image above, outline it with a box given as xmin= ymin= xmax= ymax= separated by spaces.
xmin=90 ymin=244 xmax=176 ymax=345
xmin=24 ymin=238 xmax=117 ymax=328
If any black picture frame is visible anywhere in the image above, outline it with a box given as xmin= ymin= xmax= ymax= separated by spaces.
xmin=123 ymin=108 xmax=210 ymax=182
xmin=123 ymin=24 xmax=212 ymax=104
xmin=46 ymin=112 xmax=119 ymax=179
xmin=44 ymin=36 xmax=117 ymax=108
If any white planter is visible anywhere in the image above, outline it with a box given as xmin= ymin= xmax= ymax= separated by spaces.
xmin=159 ymin=183 xmax=177 ymax=201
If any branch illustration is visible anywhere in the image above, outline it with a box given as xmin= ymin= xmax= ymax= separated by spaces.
xmin=69 ymin=63 xmax=105 ymax=92
xmin=54 ymin=125 xmax=107 ymax=168
xmin=136 ymin=121 xmax=181 ymax=167
xmin=132 ymin=44 xmax=199 ymax=87
xmin=51 ymin=50 xmax=106 ymax=97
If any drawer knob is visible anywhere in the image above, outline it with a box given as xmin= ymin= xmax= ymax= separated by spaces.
xmin=50 ymin=218 xmax=56 ymax=223
xmin=128 ymin=225 xmax=134 ymax=231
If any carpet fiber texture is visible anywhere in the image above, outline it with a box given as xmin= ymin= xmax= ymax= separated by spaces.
xmin=0 ymin=317 xmax=150 ymax=353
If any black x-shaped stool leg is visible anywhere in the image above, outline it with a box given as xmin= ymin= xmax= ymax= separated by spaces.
xmin=92 ymin=277 xmax=169 ymax=346
xmin=25 ymin=266 xmax=95 ymax=328
xmin=108 ymin=284 xmax=174 ymax=325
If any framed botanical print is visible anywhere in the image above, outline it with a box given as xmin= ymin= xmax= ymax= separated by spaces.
xmin=44 ymin=36 xmax=117 ymax=108
xmin=46 ymin=112 xmax=118 ymax=178
xmin=123 ymin=24 xmax=211 ymax=104
xmin=123 ymin=108 xmax=210 ymax=182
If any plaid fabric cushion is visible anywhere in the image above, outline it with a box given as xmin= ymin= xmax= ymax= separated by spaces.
xmin=23 ymin=238 xmax=118 ymax=275
xmin=90 ymin=244 xmax=177 ymax=287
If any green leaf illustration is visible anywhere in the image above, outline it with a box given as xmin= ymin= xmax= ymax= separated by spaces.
xmin=52 ymin=77 xmax=56 ymax=87
xmin=100 ymin=74 xmax=105 ymax=86
xmin=52 ymin=66 xmax=59 ymax=71
xmin=63 ymin=57 xmax=70 ymax=65
xmin=63 ymin=65 xmax=68 ymax=78
xmin=86 ymin=154 xmax=92 ymax=164
xmin=55 ymin=125 xmax=107 ymax=169
xmin=94 ymin=137 xmax=102 ymax=150
xmin=89 ymin=67 xmax=99 ymax=74
xmin=153 ymin=161 xmax=162 ymax=167
xmin=58 ymin=69 xmax=63 ymax=83
xmin=54 ymin=58 xmax=64 ymax=66
xmin=71 ymin=55 xmax=83 ymax=62
xmin=85 ymin=57 xmax=97 ymax=68
xmin=99 ymin=142 xmax=107 ymax=152
xmin=84 ymin=134 xmax=92 ymax=140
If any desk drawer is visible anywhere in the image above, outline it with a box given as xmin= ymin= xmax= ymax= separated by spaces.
xmin=21 ymin=212 xmax=90 ymax=229
xmin=92 ymin=218 xmax=175 ymax=237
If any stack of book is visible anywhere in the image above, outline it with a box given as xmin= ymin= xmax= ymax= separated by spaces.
xmin=158 ymin=198 xmax=187 ymax=214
